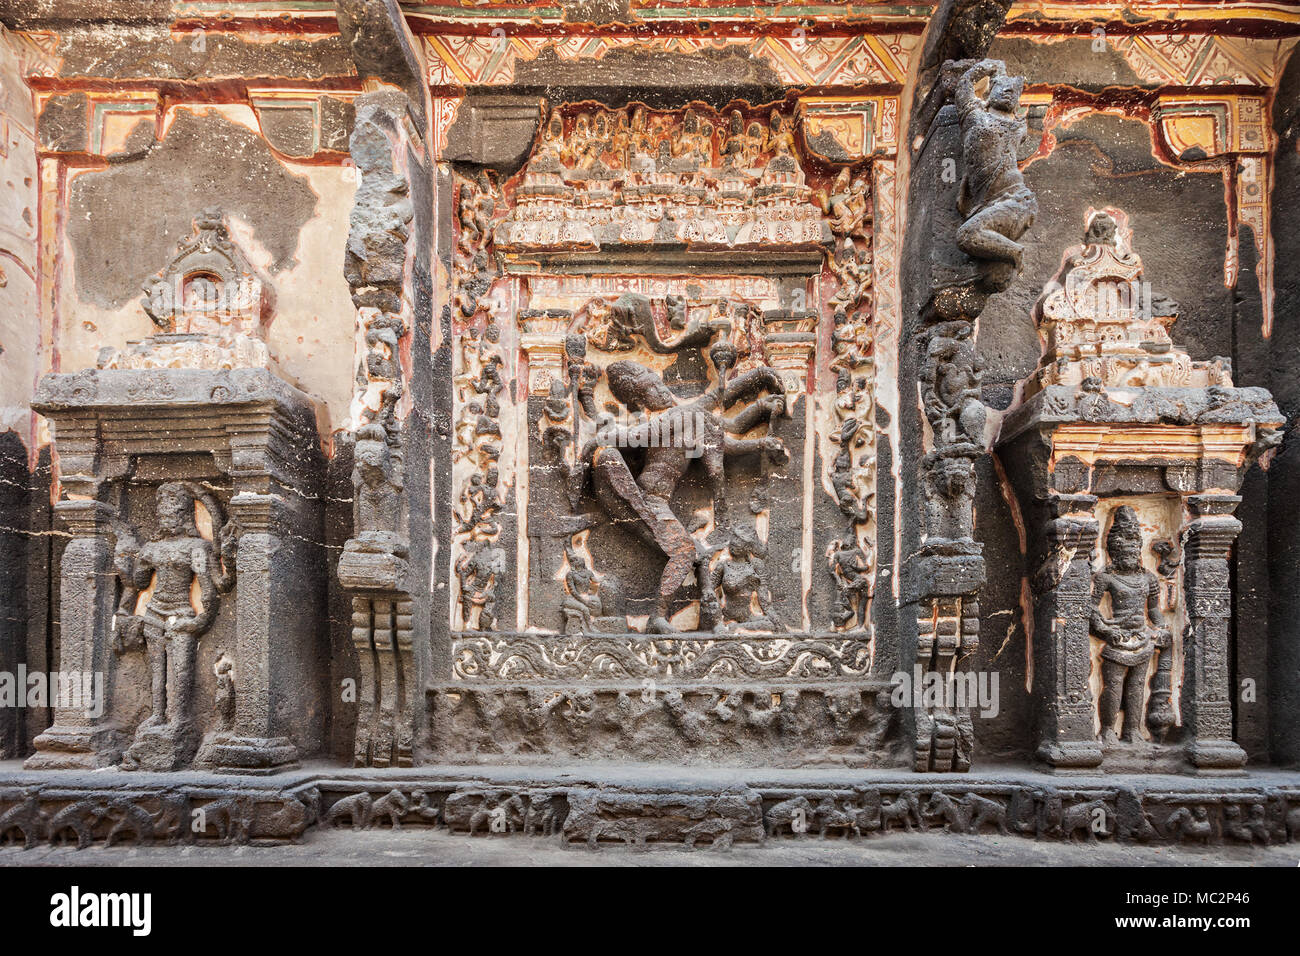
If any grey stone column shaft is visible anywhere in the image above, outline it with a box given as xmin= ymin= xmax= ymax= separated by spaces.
xmin=210 ymin=492 xmax=298 ymax=772
xmin=1182 ymin=493 xmax=1246 ymax=770
xmin=25 ymin=499 xmax=121 ymax=769
xmin=1034 ymin=493 xmax=1103 ymax=768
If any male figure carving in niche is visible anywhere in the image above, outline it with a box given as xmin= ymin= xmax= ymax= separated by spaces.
xmin=952 ymin=59 xmax=1038 ymax=289
xmin=1091 ymin=506 xmax=1171 ymax=743
xmin=576 ymin=343 xmax=787 ymax=634
xmin=114 ymin=481 xmax=237 ymax=770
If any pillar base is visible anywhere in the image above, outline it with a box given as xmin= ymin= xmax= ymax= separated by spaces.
xmin=25 ymin=725 xmax=122 ymax=770
xmin=120 ymin=722 xmax=200 ymax=772
xmin=204 ymin=734 xmax=300 ymax=775
xmin=1036 ymin=739 xmax=1104 ymax=770
xmin=1187 ymin=738 xmax=1248 ymax=772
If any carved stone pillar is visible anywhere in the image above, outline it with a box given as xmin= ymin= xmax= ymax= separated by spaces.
xmin=25 ymin=499 xmax=121 ymax=769
xmin=762 ymin=311 xmax=817 ymax=395
xmin=203 ymin=492 xmax=299 ymax=773
xmin=339 ymin=555 xmax=414 ymax=767
xmin=898 ymin=46 xmax=1038 ymax=771
xmin=1182 ymin=494 xmax=1246 ymax=770
xmin=1032 ymin=494 xmax=1104 ymax=768
xmin=338 ymin=87 xmax=426 ymax=766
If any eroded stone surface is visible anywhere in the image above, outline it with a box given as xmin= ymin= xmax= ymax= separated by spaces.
xmin=0 ymin=0 xmax=1297 ymax=856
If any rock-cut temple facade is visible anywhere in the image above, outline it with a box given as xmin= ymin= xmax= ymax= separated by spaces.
xmin=0 ymin=0 xmax=1299 ymax=848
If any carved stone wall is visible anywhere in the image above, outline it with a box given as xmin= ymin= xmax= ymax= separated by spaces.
xmin=0 ymin=0 xmax=1296 ymax=826
xmin=997 ymin=212 xmax=1282 ymax=771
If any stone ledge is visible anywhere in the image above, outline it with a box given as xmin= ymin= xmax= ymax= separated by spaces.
xmin=2 ymin=762 xmax=1297 ymax=850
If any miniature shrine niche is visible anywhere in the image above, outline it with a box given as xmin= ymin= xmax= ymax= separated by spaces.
xmin=997 ymin=210 xmax=1282 ymax=773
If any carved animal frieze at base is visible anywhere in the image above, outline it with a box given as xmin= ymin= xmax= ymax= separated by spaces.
xmin=5 ymin=776 xmax=1298 ymax=849
xmin=563 ymin=788 xmax=765 ymax=848
xmin=0 ymin=786 xmax=321 ymax=849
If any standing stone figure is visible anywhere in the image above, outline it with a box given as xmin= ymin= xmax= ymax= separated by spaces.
xmin=213 ymin=653 xmax=236 ymax=733
xmin=352 ymin=422 xmax=403 ymax=542
xmin=829 ymin=533 xmax=874 ymax=631
xmin=953 ymin=59 xmax=1038 ymax=290
xmin=456 ymin=537 xmax=506 ymax=631
xmin=561 ymin=537 xmax=604 ymax=635
xmin=1090 ymin=506 xmax=1171 ymax=743
xmin=115 ymin=481 xmax=237 ymax=770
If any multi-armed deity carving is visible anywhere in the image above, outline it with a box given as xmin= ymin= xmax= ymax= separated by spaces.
xmin=450 ymin=103 xmax=880 ymax=645
xmin=562 ymin=338 xmax=789 ymax=635
xmin=111 ymin=481 xmax=238 ymax=771
xmin=98 ymin=208 xmax=274 ymax=371
xmin=436 ymin=100 xmax=892 ymax=766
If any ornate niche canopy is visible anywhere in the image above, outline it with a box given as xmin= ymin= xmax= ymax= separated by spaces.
xmin=997 ymin=210 xmax=1283 ymax=773
xmin=494 ymin=105 xmax=832 ymax=254
xmin=98 ymin=208 xmax=275 ymax=372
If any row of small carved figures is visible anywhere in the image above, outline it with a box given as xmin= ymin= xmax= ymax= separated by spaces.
xmin=323 ymin=785 xmax=1300 ymax=847
xmin=0 ymin=788 xmax=319 ymax=850
xmin=5 ymin=785 xmax=1298 ymax=849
